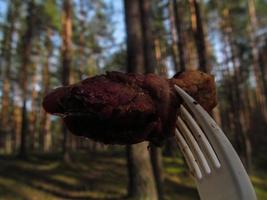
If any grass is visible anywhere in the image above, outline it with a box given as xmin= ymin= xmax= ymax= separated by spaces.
xmin=0 ymin=151 xmax=266 ymax=200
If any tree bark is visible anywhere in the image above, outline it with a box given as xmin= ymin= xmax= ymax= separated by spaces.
xmin=140 ymin=1 xmax=164 ymax=198
xmin=13 ymin=103 xmax=22 ymax=151
xmin=124 ymin=0 xmax=144 ymax=74
xmin=150 ymin=145 xmax=164 ymax=200
xmin=188 ymin=0 xmax=208 ymax=72
xmin=140 ymin=0 xmax=157 ymax=74
xmin=124 ymin=0 xmax=158 ymax=199
xmin=172 ymin=0 xmax=186 ymax=71
xmin=168 ymin=1 xmax=179 ymax=72
xmin=78 ymin=0 xmax=86 ymax=78
xmin=0 ymin=1 xmax=17 ymax=154
xmin=248 ymin=0 xmax=267 ymax=120
xmin=154 ymin=39 xmax=168 ymax=77
xmin=19 ymin=0 xmax=36 ymax=158
xmin=126 ymin=143 xmax=158 ymax=200
xmin=29 ymin=66 xmax=38 ymax=150
xmin=61 ymin=0 xmax=72 ymax=162
xmin=258 ymin=51 xmax=267 ymax=97
xmin=40 ymin=28 xmax=52 ymax=152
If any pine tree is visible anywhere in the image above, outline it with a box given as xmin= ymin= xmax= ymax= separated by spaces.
xmin=19 ymin=0 xmax=37 ymax=158
xmin=189 ymin=0 xmax=209 ymax=72
xmin=0 ymin=0 xmax=19 ymax=153
xmin=172 ymin=0 xmax=186 ymax=71
xmin=124 ymin=0 xmax=158 ymax=199
xmin=61 ymin=0 xmax=73 ymax=162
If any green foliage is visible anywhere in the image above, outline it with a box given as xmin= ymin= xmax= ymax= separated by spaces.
xmin=42 ymin=0 xmax=61 ymax=31
xmin=104 ymin=47 xmax=127 ymax=72
xmin=71 ymin=0 xmax=115 ymax=76
xmin=255 ymin=0 xmax=267 ymax=27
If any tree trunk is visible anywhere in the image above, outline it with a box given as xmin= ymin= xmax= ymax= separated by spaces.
xmin=258 ymin=51 xmax=267 ymax=98
xmin=12 ymin=86 xmax=22 ymax=151
xmin=221 ymin=9 xmax=253 ymax=172
xmin=124 ymin=0 xmax=144 ymax=74
xmin=78 ymin=0 xmax=85 ymax=78
xmin=140 ymin=1 xmax=164 ymax=198
xmin=150 ymin=146 xmax=164 ymax=200
xmin=20 ymin=99 xmax=28 ymax=157
xmin=126 ymin=143 xmax=158 ymax=200
xmin=140 ymin=0 xmax=157 ymax=74
xmin=61 ymin=0 xmax=73 ymax=162
xmin=188 ymin=0 xmax=208 ymax=72
xmin=154 ymin=39 xmax=168 ymax=77
xmin=19 ymin=0 xmax=36 ymax=158
xmin=1 ymin=61 xmax=12 ymax=154
xmin=172 ymin=0 xmax=186 ymax=71
xmin=248 ymin=0 xmax=267 ymax=119
xmin=124 ymin=0 xmax=158 ymax=199
xmin=0 ymin=0 xmax=18 ymax=154
xmin=168 ymin=1 xmax=179 ymax=72
xmin=40 ymin=28 xmax=52 ymax=152
xmin=29 ymin=68 xmax=38 ymax=150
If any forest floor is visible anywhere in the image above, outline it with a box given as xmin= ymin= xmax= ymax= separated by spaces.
xmin=0 ymin=150 xmax=266 ymax=200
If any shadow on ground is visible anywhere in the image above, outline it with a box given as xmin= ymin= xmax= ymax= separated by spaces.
xmin=0 ymin=151 xmax=198 ymax=200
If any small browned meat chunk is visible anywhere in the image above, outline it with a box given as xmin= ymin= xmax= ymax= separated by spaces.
xmin=170 ymin=70 xmax=217 ymax=111
xmin=43 ymin=70 xmax=216 ymax=146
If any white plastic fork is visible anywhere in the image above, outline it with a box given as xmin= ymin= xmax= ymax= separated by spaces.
xmin=174 ymin=85 xmax=257 ymax=200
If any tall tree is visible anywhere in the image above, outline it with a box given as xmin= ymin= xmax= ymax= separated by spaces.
xmin=78 ymin=0 xmax=86 ymax=78
xmin=140 ymin=0 xmax=157 ymax=74
xmin=140 ymin=0 xmax=164 ymax=199
xmin=19 ymin=0 xmax=36 ymax=158
xmin=259 ymin=47 xmax=267 ymax=97
xmin=41 ymin=29 xmax=53 ymax=152
xmin=36 ymin=0 xmax=60 ymax=152
xmin=0 ymin=0 xmax=19 ymax=153
xmin=172 ymin=0 xmax=186 ymax=71
xmin=124 ymin=0 xmax=158 ymax=199
xmin=61 ymin=0 xmax=73 ymax=162
xmin=124 ymin=0 xmax=144 ymax=74
xmin=29 ymin=60 xmax=38 ymax=150
xmin=189 ymin=0 xmax=208 ymax=72
xmin=247 ymin=0 xmax=267 ymax=119
xmin=220 ymin=7 xmax=253 ymax=172
xmin=168 ymin=0 xmax=179 ymax=71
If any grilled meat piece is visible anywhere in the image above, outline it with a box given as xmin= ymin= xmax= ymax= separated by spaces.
xmin=43 ymin=70 xmax=216 ymax=146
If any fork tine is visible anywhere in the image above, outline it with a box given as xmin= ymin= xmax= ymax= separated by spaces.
xmin=175 ymin=128 xmax=203 ymax=180
xmin=174 ymin=85 xmax=235 ymax=157
xmin=174 ymin=85 xmax=257 ymax=200
xmin=174 ymin=131 xmax=195 ymax=176
xmin=177 ymin=117 xmax=211 ymax=174
xmin=180 ymin=105 xmax=221 ymax=169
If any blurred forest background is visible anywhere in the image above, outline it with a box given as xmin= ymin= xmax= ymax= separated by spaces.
xmin=0 ymin=0 xmax=267 ymax=199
